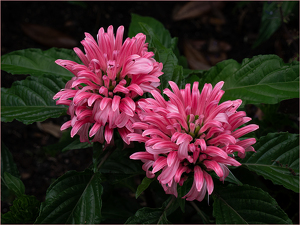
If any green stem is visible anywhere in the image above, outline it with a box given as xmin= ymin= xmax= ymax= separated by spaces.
xmin=157 ymin=196 xmax=176 ymax=224
xmin=97 ymin=145 xmax=116 ymax=170
xmin=190 ymin=201 xmax=211 ymax=224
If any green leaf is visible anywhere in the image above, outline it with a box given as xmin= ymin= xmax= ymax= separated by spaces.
xmin=125 ymin=197 xmax=177 ymax=224
xmin=44 ymin=130 xmax=92 ymax=155
xmin=101 ymin=182 xmax=140 ymax=223
xmin=129 ymin=15 xmax=185 ymax=91
xmin=1 ymin=142 xmax=20 ymax=202
xmin=126 ymin=208 xmax=170 ymax=224
xmin=1 ymin=48 xmax=81 ymax=79
xmin=35 ymin=170 xmax=103 ymax=224
xmin=241 ymin=132 xmax=299 ymax=193
xmin=213 ymin=184 xmax=292 ymax=224
xmin=211 ymin=168 xmax=243 ymax=186
xmin=3 ymin=172 xmax=25 ymax=198
xmin=1 ymin=142 xmax=19 ymax=178
xmin=99 ymin=146 xmax=144 ymax=176
xmin=198 ymin=55 xmax=299 ymax=106
xmin=2 ymin=194 xmax=40 ymax=224
xmin=129 ymin=14 xmax=176 ymax=50
xmin=252 ymin=1 xmax=298 ymax=48
xmin=135 ymin=176 xmax=155 ymax=199
xmin=1 ymin=75 xmax=67 ymax=124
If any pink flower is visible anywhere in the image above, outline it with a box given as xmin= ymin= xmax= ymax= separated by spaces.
xmin=53 ymin=26 xmax=163 ymax=145
xmin=129 ymin=81 xmax=259 ymax=201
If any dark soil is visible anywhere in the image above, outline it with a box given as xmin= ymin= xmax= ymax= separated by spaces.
xmin=1 ymin=1 xmax=299 ymax=223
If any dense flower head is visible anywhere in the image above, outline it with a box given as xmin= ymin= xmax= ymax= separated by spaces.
xmin=129 ymin=81 xmax=259 ymax=201
xmin=53 ymin=25 xmax=163 ymax=145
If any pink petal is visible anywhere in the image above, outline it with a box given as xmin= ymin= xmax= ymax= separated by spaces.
xmin=203 ymin=171 xmax=214 ymax=195
xmin=203 ymin=160 xmax=224 ymax=178
xmin=89 ymin=122 xmax=102 ymax=137
xmin=231 ymin=124 xmax=259 ymax=139
xmin=205 ymin=146 xmax=228 ymax=159
xmin=174 ymin=165 xmax=187 ymax=183
xmin=194 ymin=166 xmax=204 ymax=192
xmin=104 ymin=125 xmax=113 ymax=144
xmin=152 ymin=157 xmax=168 ymax=173
xmin=130 ymin=152 xmax=154 ymax=161
xmin=100 ymin=97 xmax=112 ymax=111
xmin=167 ymin=151 xmax=178 ymax=167
xmin=127 ymin=133 xmax=149 ymax=143
xmin=127 ymin=83 xmax=144 ymax=96
xmin=61 ymin=120 xmax=71 ymax=131
xmin=88 ymin=94 xmax=102 ymax=107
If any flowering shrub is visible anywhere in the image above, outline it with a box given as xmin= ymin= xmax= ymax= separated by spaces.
xmin=1 ymin=14 xmax=299 ymax=224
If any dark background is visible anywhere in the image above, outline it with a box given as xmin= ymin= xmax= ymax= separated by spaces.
xmin=1 ymin=1 xmax=299 ymax=223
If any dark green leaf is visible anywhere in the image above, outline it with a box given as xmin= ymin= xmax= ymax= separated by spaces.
xmin=1 ymin=142 xmax=19 ymax=178
xmin=136 ymin=176 xmax=155 ymax=199
xmin=198 ymin=55 xmax=299 ymax=106
xmin=213 ymin=184 xmax=292 ymax=224
xmin=153 ymin=47 xmax=183 ymax=92
xmin=129 ymin=15 xmax=185 ymax=91
xmin=2 ymin=194 xmax=40 ymax=224
xmin=241 ymin=132 xmax=299 ymax=193
xmin=1 ymin=143 xmax=20 ymax=202
xmin=35 ymin=170 xmax=103 ymax=224
xmin=1 ymin=75 xmax=67 ymax=124
xmin=125 ymin=197 xmax=177 ymax=224
xmin=126 ymin=207 xmax=170 ymax=224
xmin=101 ymin=182 xmax=140 ymax=223
xmin=129 ymin=14 xmax=176 ymax=50
xmin=252 ymin=1 xmax=298 ymax=48
xmin=1 ymin=48 xmax=81 ymax=79
xmin=211 ymin=168 xmax=243 ymax=186
xmin=44 ymin=130 xmax=92 ymax=155
xmin=99 ymin=146 xmax=144 ymax=176
xmin=3 ymin=172 xmax=25 ymax=198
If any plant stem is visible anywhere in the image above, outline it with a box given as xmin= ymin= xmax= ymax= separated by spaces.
xmin=157 ymin=196 xmax=176 ymax=224
xmin=97 ymin=145 xmax=116 ymax=170
xmin=190 ymin=201 xmax=211 ymax=224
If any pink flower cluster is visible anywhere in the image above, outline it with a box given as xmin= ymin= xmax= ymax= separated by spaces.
xmin=129 ymin=81 xmax=258 ymax=201
xmin=54 ymin=25 xmax=258 ymax=202
xmin=53 ymin=26 xmax=163 ymax=144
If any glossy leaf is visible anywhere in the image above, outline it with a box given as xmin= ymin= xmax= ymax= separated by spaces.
xmin=125 ymin=197 xmax=177 ymax=224
xmin=35 ymin=170 xmax=103 ymax=224
xmin=129 ymin=14 xmax=176 ymax=50
xmin=138 ymin=23 xmax=184 ymax=91
xmin=3 ymin=172 xmax=25 ymax=198
xmin=129 ymin=15 xmax=185 ymax=91
xmin=252 ymin=1 xmax=298 ymax=48
xmin=99 ymin=146 xmax=144 ymax=176
xmin=1 ymin=75 xmax=67 ymax=124
xmin=196 ymin=55 xmax=299 ymax=105
xmin=135 ymin=176 xmax=155 ymax=199
xmin=1 ymin=48 xmax=81 ymax=79
xmin=211 ymin=168 xmax=243 ymax=186
xmin=213 ymin=184 xmax=292 ymax=224
xmin=241 ymin=132 xmax=299 ymax=193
